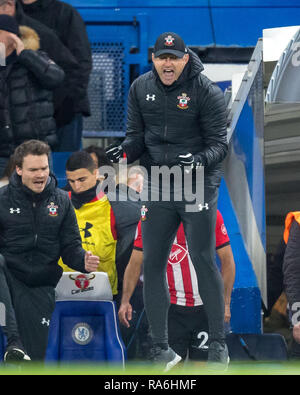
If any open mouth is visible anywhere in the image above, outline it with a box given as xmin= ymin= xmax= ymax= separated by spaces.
xmin=164 ymin=69 xmax=174 ymax=76
xmin=33 ymin=180 xmax=45 ymax=187
xmin=162 ymin=69 xmax=175 ymax=84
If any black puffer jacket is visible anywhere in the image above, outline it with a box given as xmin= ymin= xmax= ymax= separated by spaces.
xmin=122 ymin=49 xmax=228 ymax=186
xmin=0 ymin=172 xmax=86 ymax=287
xmin=0 ymin=26 xmax=64 ymax=157
xmin=15 ymin=2 xmax=80 ymax=126
xmin=20 ymin=0 xmax=92 ymax=120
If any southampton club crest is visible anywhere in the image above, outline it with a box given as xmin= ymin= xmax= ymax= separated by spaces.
xmin=164 ymin=35 xmax=175 ymax=47
xmin=141 ymin=205 xmax=148 ymax=221
xmin=47 ymin=202 xmax=58 ymax=217
xmin=177 ymin=93 xmax=190 ymax=110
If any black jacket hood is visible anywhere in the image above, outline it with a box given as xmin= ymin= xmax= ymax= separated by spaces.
xmin=187 ymin=48 xmax=204 ymax=76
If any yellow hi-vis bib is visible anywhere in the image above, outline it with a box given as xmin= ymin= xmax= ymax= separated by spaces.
xmin=283 ymin=211 xmax=300 ymax=244
xmin=59 ymin=194 xmax=118 ymax=295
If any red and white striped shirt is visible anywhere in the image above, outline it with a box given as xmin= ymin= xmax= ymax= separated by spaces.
xmin=133 ymin=210 xmax=230 ymax=307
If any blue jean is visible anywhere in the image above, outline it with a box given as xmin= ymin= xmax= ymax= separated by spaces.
xmin=56 ymin=114 xmax=83 ymax=152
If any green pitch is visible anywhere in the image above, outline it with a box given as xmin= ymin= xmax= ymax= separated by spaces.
xmin=0 ymin=361 xmax=300 ymax=375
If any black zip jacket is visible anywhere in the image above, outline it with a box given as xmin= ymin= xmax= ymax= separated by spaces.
xmin=0 ymin=172 xmax=86 ymax=287
xmin=122 ymin=49 xmax=228 ymax=187
xmin=20 ymin=0 xmax=92 ymax=119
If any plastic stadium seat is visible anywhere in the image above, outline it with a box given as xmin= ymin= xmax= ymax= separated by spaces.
xmin=226 ymin=333 xmax=288 ymax=361
xmin=45 ymin=272 xmax=126 ymax=365
xmin=51 ymin=152 xmax=72 ymax=188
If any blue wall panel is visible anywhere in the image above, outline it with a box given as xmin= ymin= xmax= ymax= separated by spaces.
xmin=212 ymin=7 xmax=300 ymax=46
xmin=66 ymin=0 xmax=300 ymax=47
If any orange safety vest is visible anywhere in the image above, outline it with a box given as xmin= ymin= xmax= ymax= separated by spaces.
xmin=283 ymin=212 xmax=300 ymax=244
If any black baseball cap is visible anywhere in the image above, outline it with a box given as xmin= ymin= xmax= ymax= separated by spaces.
xmin=153 ymin=32 xmax=188 ymax=58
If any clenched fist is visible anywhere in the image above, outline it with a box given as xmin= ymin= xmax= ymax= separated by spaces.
xmin=84 ymin=251 xmax=99 ymax=272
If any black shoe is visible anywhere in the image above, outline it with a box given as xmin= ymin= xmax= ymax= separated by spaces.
xmin=207 ymin=341 xmax=229 ymax=371
xmin=4 ymin=340 xmax=31 ymax=363
xmin=150 ymin=345 xmax=182 ymax=372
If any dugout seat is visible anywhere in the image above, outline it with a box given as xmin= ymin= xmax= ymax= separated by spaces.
xmin=45 ymin=272 xmax=126 ymax=365
xmin=226 ymin=333 xmax=288 ymax=361
xmin=0 ymin=327 xmax=6 ymax=362
xmin=51 ymin=152 xmax=72 ymax=188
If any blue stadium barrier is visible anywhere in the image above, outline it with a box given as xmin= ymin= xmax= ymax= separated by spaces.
xmin=218 ymin=178 xmax=263 ymax=334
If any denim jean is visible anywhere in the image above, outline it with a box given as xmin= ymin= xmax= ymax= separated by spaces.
xmin=0 ymin=157 xmax=9 ymax=179
xmin=56 ymin=114 xmax=83 ymax=152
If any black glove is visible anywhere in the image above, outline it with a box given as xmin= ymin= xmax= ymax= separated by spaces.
xmin=105 ymin=145 xmax=124 ymax=163
xmin=177 ymin=153 xmax=202 ymax=172
xmin=177 ymin=153 xmax=195 ymax=166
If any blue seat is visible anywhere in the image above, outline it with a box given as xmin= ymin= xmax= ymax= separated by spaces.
xmin=45 ymin=272 xmax=126 ymax=365
xmin=51 ymin=152 xmax=72 ymax=188
xmin=0 ymin=327 xmax=6 ymax=362
xmin=45 ymin=300 xmax=126 ymax=365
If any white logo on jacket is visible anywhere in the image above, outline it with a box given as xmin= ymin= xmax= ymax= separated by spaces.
xmin=41 ymin=318 xmax=50 ymax=326
xmin=198 ymin=203 xmax=209 ymax=211
xmin=146 ymin=94 xmax=156 ymax=101
xmin=9 ymin=208 xmax=20 ymax=214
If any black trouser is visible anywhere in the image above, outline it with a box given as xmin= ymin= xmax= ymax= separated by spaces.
xmin=141 ymin=186 xmax=225 ymax=346
xmin=0 ymin=262 xmax=55 ymax=361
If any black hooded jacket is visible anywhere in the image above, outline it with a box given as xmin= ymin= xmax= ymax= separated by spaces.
xmin=122 ymin=49 xmax=228 ymax=187
xmin=19 ymin=0 xmax=92 ymax=121
xmin=0 ymin=172 xmax=86 ymax=287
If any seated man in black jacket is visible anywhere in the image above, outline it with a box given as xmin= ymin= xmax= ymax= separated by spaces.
xmin=0 ymin=14 xmax=64 ymax=177
xmin=0 ymin=140 xmax=99 ymax=362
